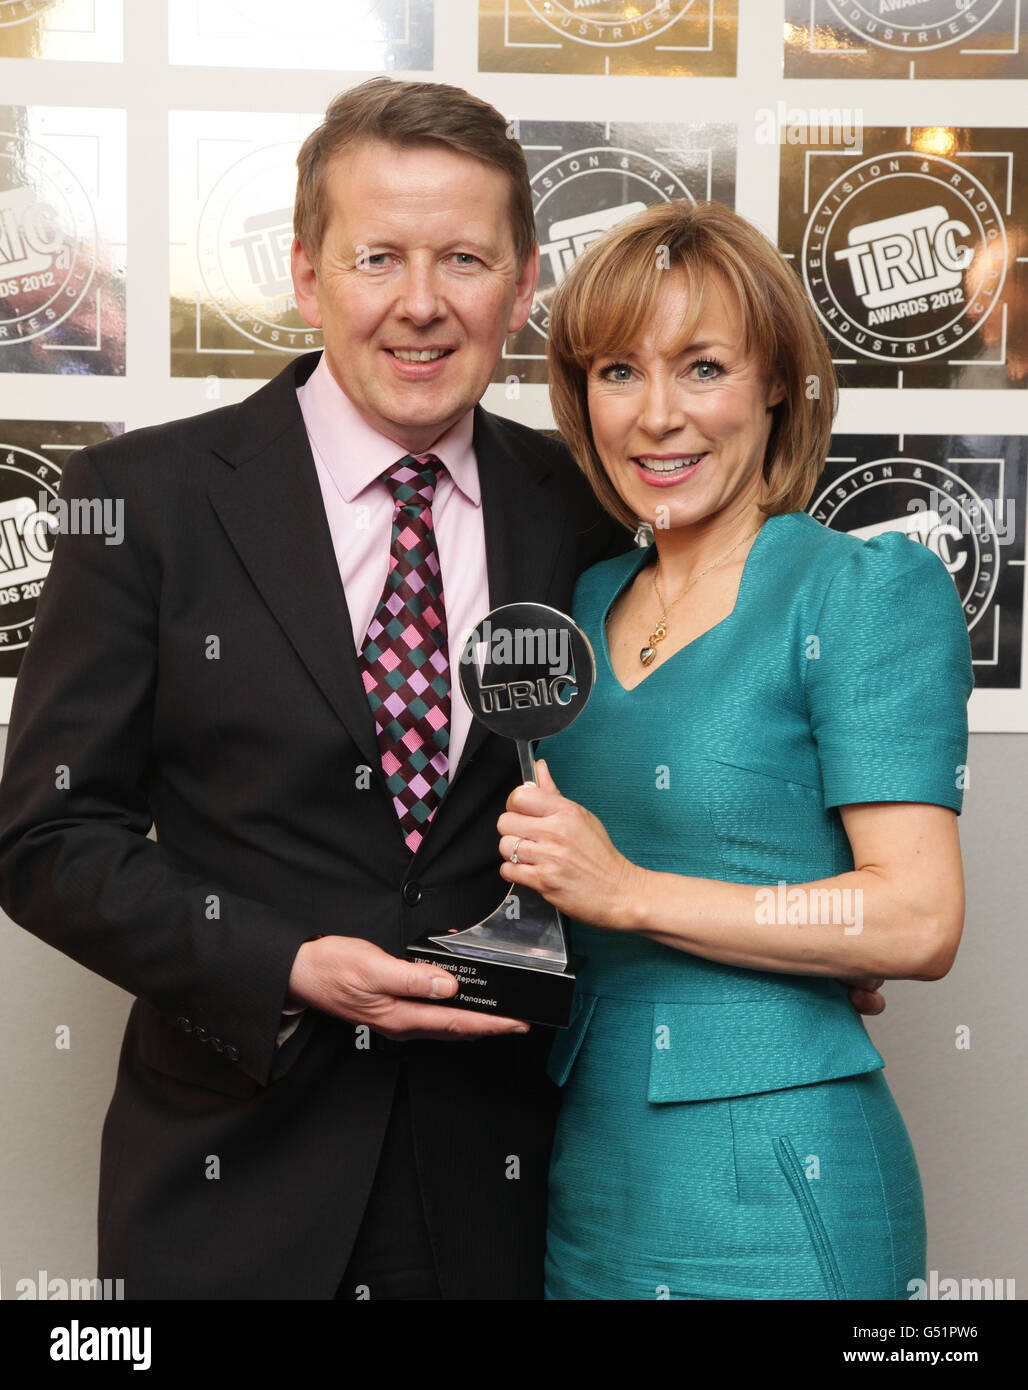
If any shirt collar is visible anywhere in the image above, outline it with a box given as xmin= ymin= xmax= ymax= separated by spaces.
xmin=296 ymin=351 xmax=479 ymax=505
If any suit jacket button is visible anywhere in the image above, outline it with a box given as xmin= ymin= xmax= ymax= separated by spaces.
xmin=403 ymin=881 xmax=422 ymax=906
xmin=193 ymin=1025 xmax=209 ymax=1042
xmin=177 ymin=1017 xmax=192 ymax=1033
xmin=210 ymin=1037 xmax=223 ymax=1052
xmin=225 ymin=1046 xmax=240 ymax=1062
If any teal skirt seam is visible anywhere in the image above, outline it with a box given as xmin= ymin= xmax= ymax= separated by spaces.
xmin=773 ymin=1136 xmax=845 ymax=1299
xmin=854 ymin=1070 xmax=900 ymax=1299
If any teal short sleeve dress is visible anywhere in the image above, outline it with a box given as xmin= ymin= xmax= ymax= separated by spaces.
xmin=538 ymin=511 xmax=973 ymax=1300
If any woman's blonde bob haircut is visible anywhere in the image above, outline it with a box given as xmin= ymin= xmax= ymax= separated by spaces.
xmin=546 ymin=200 xmax=838 ymax=532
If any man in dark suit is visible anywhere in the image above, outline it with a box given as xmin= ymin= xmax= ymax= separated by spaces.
xmin=0 ymin=77 xmax=628 ymax=1301
xmin=0 ymin=78 xmax=882 ymax=1300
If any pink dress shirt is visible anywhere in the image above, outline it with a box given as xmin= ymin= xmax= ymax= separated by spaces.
xmin=296 ymin=351 xmax=490 ymax=773
xmin=279 ymin=355 xmax=492 ymax=1034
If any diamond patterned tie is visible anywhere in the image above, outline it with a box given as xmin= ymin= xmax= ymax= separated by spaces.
xmin=359 ymin=453 xmax=450 ymax=854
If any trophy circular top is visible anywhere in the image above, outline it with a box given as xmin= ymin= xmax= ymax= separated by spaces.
xmin=457 ymin=602 xmax=596 ymax=742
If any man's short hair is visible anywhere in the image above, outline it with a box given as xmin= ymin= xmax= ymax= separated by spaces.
xmin=294 ymin=77 xmax=536 ymax=272
xmin=546 ymin=200 xmax=839 ymax=530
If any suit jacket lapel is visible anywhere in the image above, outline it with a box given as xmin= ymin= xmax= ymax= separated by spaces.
xmin=206 ymin=352 xmax=382 ymax=772
xmin=205 ymin=354 xmax=570 ymax=820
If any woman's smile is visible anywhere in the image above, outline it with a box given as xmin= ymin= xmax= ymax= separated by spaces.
xmin=632 ymin=452 xmax=707 ymax=487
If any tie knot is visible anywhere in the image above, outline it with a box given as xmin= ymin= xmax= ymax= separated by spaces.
xmin=381 ymin=453 xmax=445 ymax=508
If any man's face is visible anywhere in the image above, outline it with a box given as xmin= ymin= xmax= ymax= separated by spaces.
xmin=292 ymin=140 xmax=539 ymax=453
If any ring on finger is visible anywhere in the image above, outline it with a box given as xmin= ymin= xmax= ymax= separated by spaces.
xmin=510 ymin=836 xmax=522 ymax=865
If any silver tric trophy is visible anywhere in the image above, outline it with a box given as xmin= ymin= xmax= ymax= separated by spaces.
xmin=406 ymin=603 xmax=595 ymax=1027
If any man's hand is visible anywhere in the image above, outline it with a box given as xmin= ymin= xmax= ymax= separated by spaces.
xmin=285 ymin=935 xmax=531 ymax=1040
xmin=843 ymin=976 xmax=886 ymax=1016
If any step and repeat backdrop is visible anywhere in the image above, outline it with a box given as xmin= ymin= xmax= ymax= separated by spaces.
xmin=1 ymin=0 xmax=1026 ymax=727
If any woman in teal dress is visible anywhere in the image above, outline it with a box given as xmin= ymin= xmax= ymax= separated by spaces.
xmin=496 ymin=201 xmax=973 ymax=1300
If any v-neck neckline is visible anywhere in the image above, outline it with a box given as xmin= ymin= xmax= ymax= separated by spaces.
xmin=600 ymin=514 xmax=782 ymax=694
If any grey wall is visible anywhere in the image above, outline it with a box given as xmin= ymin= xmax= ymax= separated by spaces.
xmin=1 ymin=722 xmax=1024 ymax=1298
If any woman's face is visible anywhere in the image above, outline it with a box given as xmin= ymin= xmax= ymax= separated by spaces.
xmin=586 ymin=270 xmax=785 ymax=531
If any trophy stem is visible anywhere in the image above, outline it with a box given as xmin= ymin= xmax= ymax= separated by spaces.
xmin=516 ymin=739 xmax=536 ymax=784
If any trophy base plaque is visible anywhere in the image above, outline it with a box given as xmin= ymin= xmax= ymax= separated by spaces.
xmin=406 ymin=932 xmax=577 ymax=1028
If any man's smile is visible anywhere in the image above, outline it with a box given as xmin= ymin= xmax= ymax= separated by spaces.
xmin=386 ymin=347 xmax=455 ymax=362
xmin=383 ymin=345 xmax=457 ymax=378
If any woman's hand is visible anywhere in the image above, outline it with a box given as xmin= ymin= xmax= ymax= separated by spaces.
xmin=497 ymin=759 xmax=646 ymax=930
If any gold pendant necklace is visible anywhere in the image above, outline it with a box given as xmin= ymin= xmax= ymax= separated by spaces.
xmin=640 ymin=524 xmax=763 ymax=667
